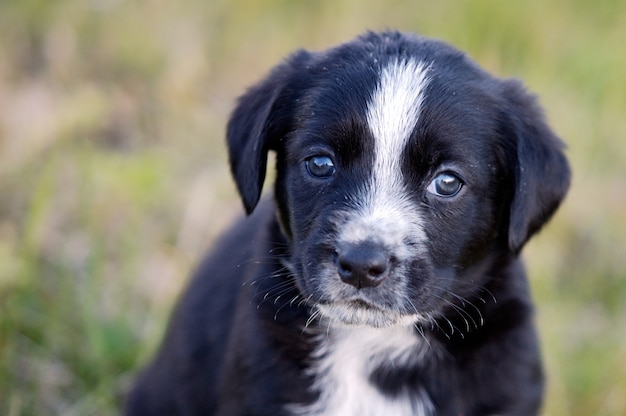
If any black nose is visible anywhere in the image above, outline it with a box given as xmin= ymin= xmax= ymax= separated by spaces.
xmin=335 ymin=243 xmax=390 ymax=289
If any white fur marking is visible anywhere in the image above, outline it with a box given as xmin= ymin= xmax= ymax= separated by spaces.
xmin=368 ymin=59 xmax=430 ymax=196
xmin=289 ymin=61 xmax=436 ymax=415
xmin=287 ymin=326 xmax=434 ymax=416
xmin=339 ymin=59 xmax=431 ymax=251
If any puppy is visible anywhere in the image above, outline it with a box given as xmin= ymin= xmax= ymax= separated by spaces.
xmin=125 ymin=31 xmax=570 ymax=416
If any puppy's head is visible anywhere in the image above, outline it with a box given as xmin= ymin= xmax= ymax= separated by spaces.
xmin=227 ymin=32 xmax=570 ymax=328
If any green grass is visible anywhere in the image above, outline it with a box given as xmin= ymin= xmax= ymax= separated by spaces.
xmin=1 ymin=0 xmax=625 ymax=414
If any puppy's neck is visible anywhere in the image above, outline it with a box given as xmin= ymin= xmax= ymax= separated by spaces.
xmin=289 ymin=325 xmax=435 ymax=416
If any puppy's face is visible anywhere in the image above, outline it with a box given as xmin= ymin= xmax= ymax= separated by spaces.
xmin=281 ymin=58 xmax=511 ymax=328
xmin=227 ymin=32 xmax=570 ymax=328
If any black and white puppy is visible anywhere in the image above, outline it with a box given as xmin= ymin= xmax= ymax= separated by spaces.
xmin=125 ymin=31 xmax=570 ymax=416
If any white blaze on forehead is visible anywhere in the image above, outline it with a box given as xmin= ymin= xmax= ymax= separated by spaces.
xmin=339 ymin=59 xmax=430 ymax=248
xmin=367 ymin=58 xmax=430 ymax=184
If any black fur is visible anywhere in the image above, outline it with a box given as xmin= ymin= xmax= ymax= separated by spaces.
xmin=125 ymin=31 xmax=570 ymax=416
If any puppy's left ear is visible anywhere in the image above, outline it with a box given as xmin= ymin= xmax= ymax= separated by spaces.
xmin=503 ymin=80 xmax=571 ymax=253
xmin=226 ymin=50 xmax=312 ymax=214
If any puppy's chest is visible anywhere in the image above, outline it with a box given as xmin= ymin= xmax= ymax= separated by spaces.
xmin=287 ymin=326 xmax=434 ymax=416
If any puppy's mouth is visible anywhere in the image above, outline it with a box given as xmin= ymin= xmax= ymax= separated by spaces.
xmin=314 ymin=298 xmax=421 ymax=328
xmin=347 ymin=299 xmax=376 ymax=310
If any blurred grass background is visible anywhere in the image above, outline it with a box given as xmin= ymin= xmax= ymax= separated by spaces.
xmin=0 ymin=0 xmax=624 ymax=414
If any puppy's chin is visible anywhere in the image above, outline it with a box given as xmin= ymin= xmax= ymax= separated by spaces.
xmin=315 ymin=300 xmax=421 ymax=329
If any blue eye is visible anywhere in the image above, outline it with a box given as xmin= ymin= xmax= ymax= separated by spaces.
xmin=305 ymin=155 xmax=336 ymax=178
xmin=427 ymin=172 xmax=463 ymax=197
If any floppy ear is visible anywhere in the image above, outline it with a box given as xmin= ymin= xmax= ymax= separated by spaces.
xmin=226 ymin=50 xmax=312 ymax=214
xmin=503 ymin=80 xmax=571 ymax=253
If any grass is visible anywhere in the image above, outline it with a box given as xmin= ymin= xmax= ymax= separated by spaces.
xmin=1 ymin=0 xmax=625 ymax=414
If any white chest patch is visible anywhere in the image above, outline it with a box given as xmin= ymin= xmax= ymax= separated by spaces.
xmin=286 ymin=326 xmax=434 ymax=416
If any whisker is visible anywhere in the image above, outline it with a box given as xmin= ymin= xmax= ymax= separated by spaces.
xmin=298 ymin=294 xmax=315 ymax=308
xmin=413 ymin=323 xmax=433 ymax=352
xmin=433 ymin=288 xmax=485 ymax=328
xmin=444 ymin=317 xmax=463 ymax=339
xmin=289 ymin=295 xmax=301 ymax=307
xmin=273 ymin=294 xmax=300 ymax=320
xmin=438 ymin=294 xmax=477 ymax=331
xmin=449 ymin=280 xmax=498 ymax=305
xmin=304 ymin=308 xmax=322 ymax=331
xmin=425 ymin=282 xmax=492 ymax=330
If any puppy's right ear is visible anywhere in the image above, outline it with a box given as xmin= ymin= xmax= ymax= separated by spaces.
xmin=226 ymin=50 xmax=312 ymax=214
xmin=502 ymin=80 xmax=571 ymax=253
